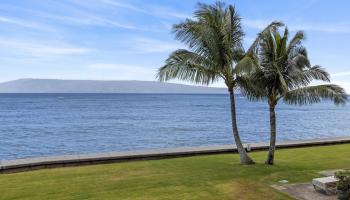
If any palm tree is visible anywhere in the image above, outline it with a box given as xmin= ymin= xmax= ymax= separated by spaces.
xmin=246 ymin=26 xmax=347 ymax=165
xmin=156 ymin=2 xmax=277 ymax=164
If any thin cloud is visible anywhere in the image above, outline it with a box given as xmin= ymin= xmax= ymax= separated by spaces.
xmin=97 ymin=0 xmax=190 ymax=19
xmin=0 ymin=1 xmax=179 ymax=32
xmin=244 ymin=18 xmax=350 ymax=33
xmin=296 ymin=24 xmax=350 ymax=34
xmin=99 ymin=0 xmax=147 ymax=13
xmin=148 ymin=5 xmax=190 ymax=19
xmin=89 ymin=63 xmax=149 ymax=70
xmin=120 ymin=37 xmax=183 ymax=54
xmin=0 ymin=38 xmax=90 ymax=58
xmin=88 ymin=63 xmax=156 ymax=80
xmin=0 ymin=15 xmax=54 ymax=31
xmin=331 ymin=71 xmax=350 ymax=77
xmin=0 ymin=1 xmax=137 ymax=30
xmin=44 ymin=13 xmax=137 ymax=29
xmin=243 ymin=19 xmax=271 ymax=30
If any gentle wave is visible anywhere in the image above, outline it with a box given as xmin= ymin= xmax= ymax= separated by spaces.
xmin=0 ymin=93 xmax=349 ymax=160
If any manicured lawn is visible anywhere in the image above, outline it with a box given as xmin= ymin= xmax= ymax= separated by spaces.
xmin=1 ymin=144 xmax=350 ymax=200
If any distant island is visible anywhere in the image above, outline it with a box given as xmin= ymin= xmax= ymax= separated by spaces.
xmin=0 ymin=79 xmax=227 ymax=93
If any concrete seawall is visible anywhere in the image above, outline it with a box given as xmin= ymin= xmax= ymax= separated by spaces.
xmin=1 ymin=136 xmax=350 ymax=173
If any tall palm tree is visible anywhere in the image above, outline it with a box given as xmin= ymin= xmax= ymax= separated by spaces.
xmin=246 ymin=26 xmax=347 ymax=165
xmin=157 ymin=2 xmax=278 ymax=164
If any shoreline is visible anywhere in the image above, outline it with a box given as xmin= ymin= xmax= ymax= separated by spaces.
xmin=1 ymin=136 xmax=350 ymax=174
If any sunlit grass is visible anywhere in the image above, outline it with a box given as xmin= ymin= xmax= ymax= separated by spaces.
xmin=1 ymin=144 xmax=350 ymax=200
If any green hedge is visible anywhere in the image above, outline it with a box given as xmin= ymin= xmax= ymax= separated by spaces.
xmin=335 ymin=170 xmax=350 ymax=200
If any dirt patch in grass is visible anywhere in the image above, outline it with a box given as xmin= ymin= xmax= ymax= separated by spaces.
xmin=214 ymin=180 xmax=292 ymax=200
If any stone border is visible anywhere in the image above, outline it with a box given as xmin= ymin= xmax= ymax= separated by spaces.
xmin=1 ymin=136 xmax=350 ymax=173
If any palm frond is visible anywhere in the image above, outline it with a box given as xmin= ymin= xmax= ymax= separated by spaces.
xmin=224 ymin=4 xmax=245 ymax=63
xmin=290 ymin=54 xmax=311 ymax=69
xmin=284 ymin=84 xmax=347 ymax=105
xmin=237 ymin=75 xmax=267 ymax=102
xmin=247 ymin=21 xmax=284 ymax=54
xmin=277 ymin=27 xmax=288 ymax=59
xmin=276 ymin=68 xmax=289 ymax=92
xmin=173 ymin=20 xmax=213 ymax=61
xmin=288 ymin=66 xmax=330 ymax=88
xmin=173 ymin=2 xmax=245 ymax=72
xmin=156 ymin=49 xmax=219 ymax=85
xmin=234 ymin=54 xmax=259 ymax=75
xmin=287 ymin=31 xmax=305 ymax=53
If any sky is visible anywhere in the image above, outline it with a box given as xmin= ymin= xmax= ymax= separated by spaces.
xmin=1 ymin=0 xmax=350 ymax=92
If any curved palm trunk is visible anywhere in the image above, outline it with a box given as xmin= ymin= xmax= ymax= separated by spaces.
xmin=266 ymin=104 xmax=276 ymax=165
xmin=229 ymin=89 xmax=255 ymax=165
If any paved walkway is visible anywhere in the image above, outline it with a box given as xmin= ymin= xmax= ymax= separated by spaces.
xmin=1 ymin=136 xmax=350 ymax=173
xmin=272 ymin=183 xmax=337 ymax=200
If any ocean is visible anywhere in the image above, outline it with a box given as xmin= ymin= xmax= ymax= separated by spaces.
xmin=1 ymin=93 xmax=349 ymax=160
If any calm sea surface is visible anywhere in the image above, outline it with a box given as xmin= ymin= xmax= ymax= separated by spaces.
xmin=1 ymin=93 xmax=349 ymax=160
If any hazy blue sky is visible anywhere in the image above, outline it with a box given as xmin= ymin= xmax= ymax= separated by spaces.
xmin=1 ymin=0 xmax=350 ymax=91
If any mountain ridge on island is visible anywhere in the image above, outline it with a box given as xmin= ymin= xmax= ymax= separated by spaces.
xmin=0 ymin=79 xmax=227 ymax=93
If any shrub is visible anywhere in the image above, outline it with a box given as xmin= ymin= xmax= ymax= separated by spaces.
xmin=335 ymin=170 xmax=350 ymax=200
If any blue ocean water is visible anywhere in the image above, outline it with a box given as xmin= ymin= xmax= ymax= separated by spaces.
xmin=0 ymin=93 xmax=349 ymax=160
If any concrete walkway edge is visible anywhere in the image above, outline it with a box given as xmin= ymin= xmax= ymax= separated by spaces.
xmin=1 ymin=136 xmax=350 ymax=173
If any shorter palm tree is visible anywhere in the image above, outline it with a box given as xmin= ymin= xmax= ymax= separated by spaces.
xmin=246 ymin=26 xmax=347 ymax=165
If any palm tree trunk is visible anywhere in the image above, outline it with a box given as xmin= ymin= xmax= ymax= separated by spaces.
xmin=228 ymin=89 xmax=255 ymax=165
xmin=266 ymin=103 xmax=276 ymax=165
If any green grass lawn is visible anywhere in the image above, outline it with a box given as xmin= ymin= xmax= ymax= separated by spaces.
xmin=1 ymin=144 xmax=350 ymax=200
